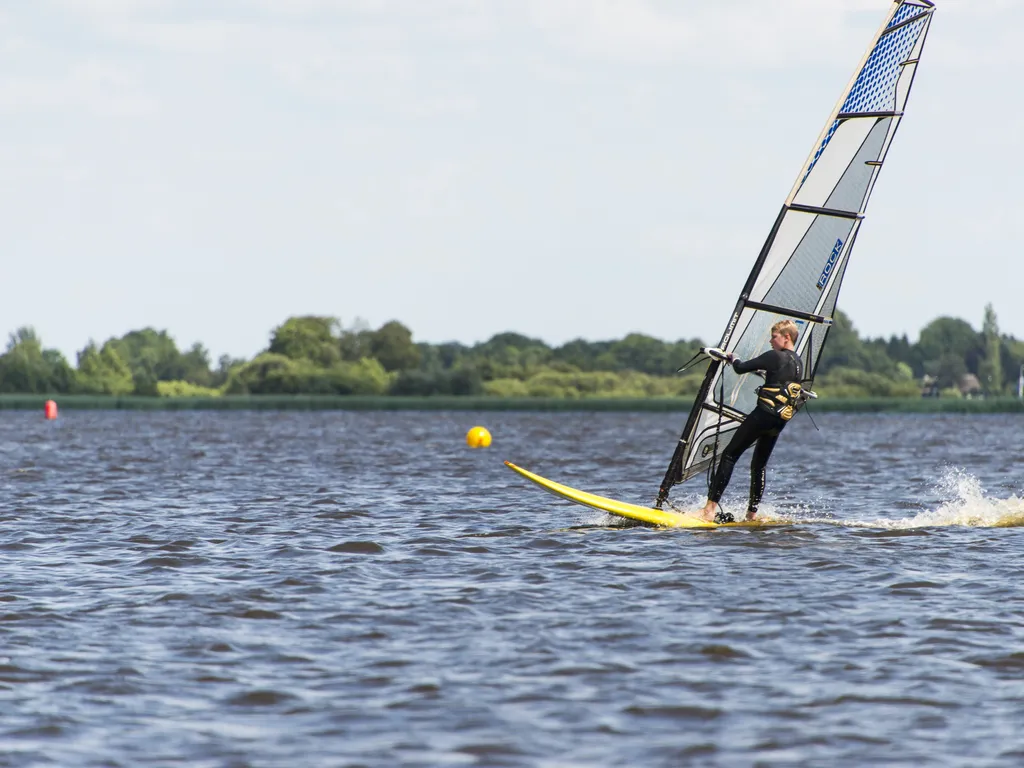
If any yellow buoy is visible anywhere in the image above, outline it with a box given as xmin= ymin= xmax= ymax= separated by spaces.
xmin=466 ymin=426 xmax=492 ymax=448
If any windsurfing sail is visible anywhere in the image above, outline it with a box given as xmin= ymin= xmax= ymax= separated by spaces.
xmin=656 ymin=0 xmax=935 ymax=508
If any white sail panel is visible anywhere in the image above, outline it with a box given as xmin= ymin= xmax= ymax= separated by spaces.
xmin=746 ymin=214 xmax=816 ymax=298
xmin=792 ymin=117 xmax=893 ymax=212
xmin=824 ymin=119 xmax=891 ymax=212
xmin=791 ymin=118 xmax=876 ymax=209
xmin=804 ymin=232 xmax=859 ymax=379
xmin=681 ymin=418 xmax=740 ymax=485
xmin=753 ymin=211 xmax=857 ymax=312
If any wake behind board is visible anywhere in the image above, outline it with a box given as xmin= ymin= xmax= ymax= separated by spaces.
xmin=505 ymin=462 xmax=781 ymax=529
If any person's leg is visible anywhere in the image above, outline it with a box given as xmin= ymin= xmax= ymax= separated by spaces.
xmin=746 ymin=430 xmax=780 ymax=519
xmin=699 ymin=418 xmax=760 ymax=521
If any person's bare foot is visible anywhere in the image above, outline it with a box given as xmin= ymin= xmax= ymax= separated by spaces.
xmin=745 ymin=510 xmax=757 ymax=522
xmin=697 ymin=501 xmax=720 ymax=522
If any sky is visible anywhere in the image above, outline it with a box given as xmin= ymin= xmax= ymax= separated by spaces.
xmin=1 ymin=0 xmax=1021 ymax=363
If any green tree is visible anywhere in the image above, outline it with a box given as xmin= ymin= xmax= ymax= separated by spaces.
xmin=340 ymin=329 xmax=374 ymax=362
xmin=268 ymin=316 xmax=341 ymax=368
xmin=389 ymin=370 xmax=446 ymax=396
xmin=915 ymin=316 xmax=982 ymax=375
xmin=607 ymin=334 xmax=673 ymax=374
xmin=977 ymin=303 xmax=1003 ymax=395
xmin=179 ymin=342 xmax=213 ymax=386
xmin=107 ymin=328 xmax=188 ymax=381
xmin=224 ymin=353 xmax=390 ymax=395
xmin=335 ymin=358 xmax=391 ymax=395
xmin=223 ymin=353 xmax=315 ymax=394
xmin=931 ymin=353 xmax=967 ymax=390
xmin=552 ymin=338 xmax=613 ymax=371
xmin=430 ymin=342 xmax=470 ymax=371
xmin=816 ymin=366 xmax=919 ymax=398
xmin=0 ymin=327 xmax=75 ymax=393
xmin=369 ymin=321 xmax=421 ymax=372
xmin=473 ymin=333 xmax=550 ymax=368
xmin=389 ymin=363 xmax=482 ymax=395
xmin=883 ymin=333 xmax=925 ymax=377
xmin=817 ymin=310 xmax=898 ymax=375
xmin=338 ymin=317 xmax=373 ymax=362
xmin=1001 ymin=337 xmax=1024 ymax=395
xmin=132 ymin=370 xmax=160 ymax=396
xmin=76 ymin=341 xmax=134 ymax=394
xmin=212 ymin=354 xmax=247 ymax=387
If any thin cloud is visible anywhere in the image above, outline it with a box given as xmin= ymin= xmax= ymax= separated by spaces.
xmin=524 ymin=0 xmax=696 ymax=63
xmin=0 ymin=59 xmax=157 ymax=115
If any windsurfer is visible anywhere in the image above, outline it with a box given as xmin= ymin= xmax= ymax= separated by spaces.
xmin=698 ymin=320 xmax=804 ymax=523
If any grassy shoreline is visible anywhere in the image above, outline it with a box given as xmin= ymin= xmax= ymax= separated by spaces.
xmin=2 ymin=395 xmax=1023 ymax=413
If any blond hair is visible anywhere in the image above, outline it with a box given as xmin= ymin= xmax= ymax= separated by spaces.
xmin=772 ymin=319 xmax=799 ymax=344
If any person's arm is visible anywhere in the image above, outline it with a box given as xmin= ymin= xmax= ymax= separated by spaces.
xmin=731 ymin=350 xmax=780 ymax=375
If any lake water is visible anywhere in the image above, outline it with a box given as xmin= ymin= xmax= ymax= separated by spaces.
xmin=2 ymin=411 xmax=1023 ymax=767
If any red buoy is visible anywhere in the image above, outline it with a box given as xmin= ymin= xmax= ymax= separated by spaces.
xmin=44 ymin=400 xmax=58 ymax=420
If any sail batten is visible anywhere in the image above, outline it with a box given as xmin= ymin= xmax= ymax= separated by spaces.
xmin=837 ymin=110 xmax=904 ymax=119
xmin=742 ymin=301 xmax=833 ymax=325
xmin=656 ymin=0 xmax=934 ymax=508
xmin=883 ymin=11 xmax=931 ymax=35
xmin=787 ymin=204 xmax=863 ymax=220
xmin=702 ymin=403 xmax=748 ymax=421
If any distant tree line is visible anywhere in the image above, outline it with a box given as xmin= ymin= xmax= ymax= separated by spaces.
xmin=0 ymin=304 xmax=1020 ymax=399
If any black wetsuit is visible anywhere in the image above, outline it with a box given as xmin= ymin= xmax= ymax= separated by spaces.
xmin=707 ymin=348 xmax=803 ymax=515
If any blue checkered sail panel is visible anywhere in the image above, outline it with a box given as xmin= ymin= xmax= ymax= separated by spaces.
xmin=887 ymin=1 xmax=928 ymax=29
xmin=801 ymin=1 xmax=930 ymax=187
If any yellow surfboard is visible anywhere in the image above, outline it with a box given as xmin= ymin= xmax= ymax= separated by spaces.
xmin=505 ymin=461 xmax=781 ymax=529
